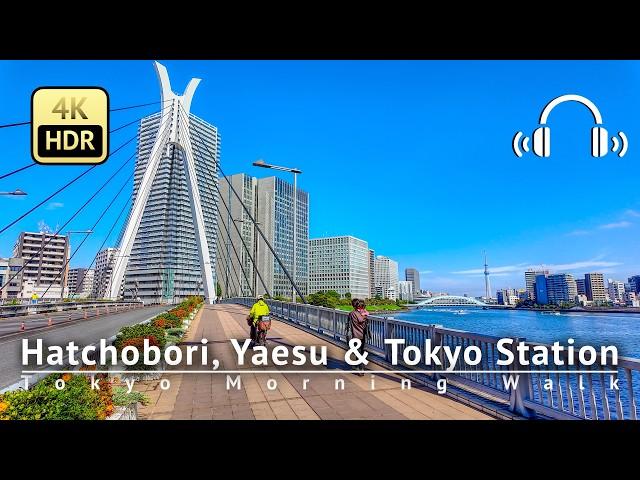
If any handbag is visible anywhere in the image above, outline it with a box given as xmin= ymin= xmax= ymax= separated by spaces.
xmin=257 ymin=315 xmax=271 ymax=332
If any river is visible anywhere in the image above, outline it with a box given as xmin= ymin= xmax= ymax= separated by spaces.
xmin=394 ymin=308 xmax=640 ymax=359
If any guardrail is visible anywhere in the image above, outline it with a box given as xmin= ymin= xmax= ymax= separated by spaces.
xmin=0 ymin=301 xmax=143 ymax=319
xmin=224 ymin=297 xmax=639 ymax=420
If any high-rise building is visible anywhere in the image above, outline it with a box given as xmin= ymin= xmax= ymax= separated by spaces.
xmin=368 ymin=249 xmax=375 ymax=298
xmin=398 ymin=280 xmax=414 ymax=301
xmin=92 ymin=248 xmax=119 ymax=299
xmin=608 ymin=279 xmax=626 ymax=305
xmin=628 ymin=275 xmax=640 ymax=294
xmin=117 ymin=110 xmax=220 ymax=304
xmin=0 ymin=257 xmax=24 ymax=300
xmin=625 ymin=291 xmax=639 ymax=307
xmin=308 ymin=236 xmax=370 ymax=299
xmin=497 ymin=288 xmax=519 ymax=306
xmin=546 ymin=274 xmax=577 ymax=304
xmin=374 ymin=255 xmax=399 ymax=300
xmin=67 ymin=268 xmax=81 ymax=294
xmin=68 ymin=268 xmax=94 ymax=298
xmin=13 ymin=231 xmax=69 ymax=299
xmin=405 ymin=268 xmax=420 ymax=295
xmin=575 ymin=278 xmax=586 ymax=295
xmin=534 ymin=273 xmax=549 ymax=305
xmin=585 ymin=273 xmax=607 ymax=303
xmin=255 ymin=176 xmax=309 ymax=299
xmin=525 ymin=269 xmax=549 ymax=301
xmin=216 ymin=173 xmax=258 ymax=298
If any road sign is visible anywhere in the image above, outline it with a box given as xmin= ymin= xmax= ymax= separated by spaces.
xmin=31 ymin=87 xmax=109 ymax=165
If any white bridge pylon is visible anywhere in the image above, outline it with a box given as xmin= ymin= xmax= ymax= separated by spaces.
xmin=107 ymin=61 xmax=217 ymax=304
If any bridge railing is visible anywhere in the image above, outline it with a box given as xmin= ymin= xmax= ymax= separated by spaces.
xmin=223 ymin=297 xmax=640 ymax=420
xmin=0 ymin=301 xmax=144 ymax=318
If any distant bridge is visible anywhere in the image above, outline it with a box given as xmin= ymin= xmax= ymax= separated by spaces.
xmin=414 ymin=295 xmax=487 ymax=307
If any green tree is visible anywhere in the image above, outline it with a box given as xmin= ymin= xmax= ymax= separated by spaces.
xmin=307 ymin=291 xmax=337 ymax=308
xmin=216 ymin=282 xmax=223 ymax=298
xmin=326 ymin=290 xmax=340 ymax=301
xmin=344 ymin=292 xmax=351 ymax=299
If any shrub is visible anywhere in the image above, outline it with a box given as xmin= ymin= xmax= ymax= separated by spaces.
xmin=154 ymin=313 xmax=181 ymax=328
xmin=169 ymin=308 xmax=188 ymax=319
xmin=0 ymin=374 xmax=103 ymax=420
xmin=152 ymin=318 xmax=168 ymax=329
xmin=120 ymin=335 xmax=160 ymax=350
xmin=112 ymin=386 xmax=150 ymax=407
xmin=95 ymin=375 xmax=113 ymax=420
xmin=166 ymin=328 xmax=185 ymax=337
xmin=307 ymin=292 xmax=338 ymax=308
xmin=165 ymin=335 xmax=182 ymax=344
xmin=115 ymin=323 xmax=166 ymax=350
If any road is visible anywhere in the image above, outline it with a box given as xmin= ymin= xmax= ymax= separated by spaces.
xmin=0 ymin=304 xmax=140 ymax=336
xmin=0 ymin=305 xmax=170 ymax=390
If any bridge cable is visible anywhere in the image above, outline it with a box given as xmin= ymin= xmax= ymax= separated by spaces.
xmin=0 ymin=109 xmax=165 ymax=182
xmin=0 ymin=109 xmax=168 ymax=298
xmin=212 ymin=191 xmax=264 ymax=298
xmin=176 ymin=107 xmax=269 ymax=298
xmin=213 ymin=198 xmax=256 ymax=297
xmin=105 ymin=112 xmax=176 ymax=298
xmin=0 ymin=163 xmax=35 ymax=180
xmin=85 ymin=197 xmax=131 ymax=300
xmin=215 ymin=230 xmax=243 ymax=297
xmin=0 ymin=131 xmax=139 ymax=236
xmin=174 ymin=108 xmax=254 ymax=297
xmin=0 ymin=148 xmax=139 ymax=292
xmin=111 ymin=110 xmax=175 ymax=250
xmin=0 ymin=110 xmax=172 ymax=294
xmin=0 ymin=98 xmax=172 ymax=130
xmin=0 ymin=167 xmax=96 ymax=236
xmin=179 ymin=105 xmax=297 ymax=301
xmin=175 ymin=108 xmax=264 ymax=297
xmin=39 ymin=172 xmax=134 ymax=299
xmin=208 ymin=190 xmax=244 ymax=298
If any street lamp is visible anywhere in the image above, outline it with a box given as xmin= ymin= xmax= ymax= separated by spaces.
xmin=252 ymin=159 xmax=302 ymax=303
xmin=0 ymin=189 xmax=27 ymax=196
xmin=65 ymin=230 xmax=93 ymax=301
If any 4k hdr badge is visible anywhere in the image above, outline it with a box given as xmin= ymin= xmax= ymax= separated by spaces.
xmin=31 ymin=87 xmax=109 ymax=165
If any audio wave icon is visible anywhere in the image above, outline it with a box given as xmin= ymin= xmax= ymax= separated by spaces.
xmin=512 ymin=130 xmax=628 ymax=158
xmin=512 ymin=94 xmax=629 ymax=158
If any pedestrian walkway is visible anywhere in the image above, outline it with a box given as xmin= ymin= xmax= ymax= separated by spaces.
xmin=134 ymin=304 xmax=491 ymax=420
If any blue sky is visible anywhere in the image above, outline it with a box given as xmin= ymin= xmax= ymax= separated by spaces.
xmin=0 ymin=60 xmax=638 ymax=296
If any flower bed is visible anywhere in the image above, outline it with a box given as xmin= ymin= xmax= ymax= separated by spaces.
xmin=0 ymin=297 xmax=204 ymax=420
xmin=113 ymin=296 xmax=203 ymax=379
xmin=0 ymin=373 xmax=148 ymax=420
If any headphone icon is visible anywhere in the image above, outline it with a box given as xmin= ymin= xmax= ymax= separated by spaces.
xmin=513 ymin=94 xmax=628 ymax=158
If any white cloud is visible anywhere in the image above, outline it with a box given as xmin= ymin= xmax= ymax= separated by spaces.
xmin=452 ymin=259 xmax=622 ymax=276
xmin=599 ymin=221 xmax=631 ymax=229
xmin=624 ymin=209 xmax=640 ymax=218
xmin=452 ymin=263 xmax=529 ymax=275
xmin=546 ymin=260 xmax=622 ymax=271
xmin=45 ymin=202 xmax=64 ymax=210
xmin=419 ymin=270 xmax=433 ymax=275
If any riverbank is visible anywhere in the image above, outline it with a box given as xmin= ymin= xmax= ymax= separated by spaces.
xmin=516 ymin=306 xmax=640 ymax=315
xmin=335 ymin=305 xmax=408 ymax=314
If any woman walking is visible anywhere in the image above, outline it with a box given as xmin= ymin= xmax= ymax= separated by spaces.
xmin=347 ymin=298 xmax=370 ymax=376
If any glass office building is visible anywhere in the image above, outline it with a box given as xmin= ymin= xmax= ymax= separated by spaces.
xmin=308 ymin=236 xmax=370 ymax=299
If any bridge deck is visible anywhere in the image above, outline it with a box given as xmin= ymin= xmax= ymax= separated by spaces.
xmin=134 ymin=304 xmax=492 ymax=420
